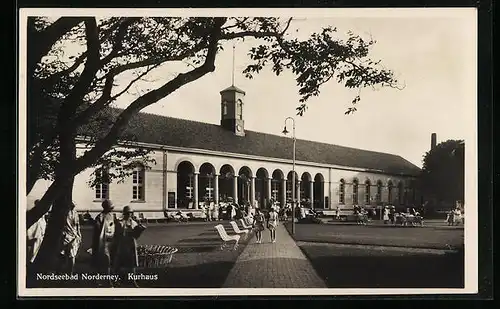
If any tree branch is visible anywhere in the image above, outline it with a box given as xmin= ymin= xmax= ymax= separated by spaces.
xmin=57 ymin=17 xmax=101 ymax=128
xmin=73 ymin=18 xmax=226 ymax=175
xmin=37 ymin=18 xmax=139 ymax=92
xmin=99 ymin=18 xmax=141 ymax=65
xmin=221 ymin=17 xmax=250 ymax=30
xmin=221 ymin=29 xmax=293 ymax=55
xmin=73 ymin=40 xmax=210 ymax=126
xmin=280 ymin=17 xmax=293 ymax=35
xmin=29 ymin=17 xmax=86 ymax=75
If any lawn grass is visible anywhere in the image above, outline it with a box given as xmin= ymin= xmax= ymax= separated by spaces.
xmin=285 ymin=222 xmax=464 ymax=288
xmin=285 ymin=221 xmax=464 ymax=250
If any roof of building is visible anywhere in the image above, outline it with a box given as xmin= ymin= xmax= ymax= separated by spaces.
xmin=79 ymin=108 xmax=421 ymax=176
xmin=220 ymin=85 xmax=246 ymax=95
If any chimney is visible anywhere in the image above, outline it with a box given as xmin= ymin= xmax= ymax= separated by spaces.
xmin=431 ymin=133 xmax=437 ymax=149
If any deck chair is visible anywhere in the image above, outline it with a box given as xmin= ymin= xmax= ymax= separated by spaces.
xmin=214 ymin=224 xmax=240 ymax=250
xmin=229 ymin=221 xmax=249 ymax=239
xmin=239 ymin=218 xmax=253 ymax=231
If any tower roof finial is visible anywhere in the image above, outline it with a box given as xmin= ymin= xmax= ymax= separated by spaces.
xmin=231 ymin=43 xmax=235 ymax=86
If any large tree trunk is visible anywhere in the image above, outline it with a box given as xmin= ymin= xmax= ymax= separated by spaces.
xmin=30 ymin=126 xmax=77 ymax=274
xmin=29 ymin=177 xmax=74 ymax=277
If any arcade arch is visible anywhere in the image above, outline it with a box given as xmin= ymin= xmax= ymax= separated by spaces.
xmin=176 ymin=161 xmax=196 ymax=209
xmin=313 ymin=173 xmax=325 ymax=209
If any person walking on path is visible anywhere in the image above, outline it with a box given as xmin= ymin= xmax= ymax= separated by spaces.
xmin=91 ymin=199 xmax=118 ymax=287
xmin=253 ymin=208 xmax=265 ymax=244
xmin=383 ymin=206 xmax=390 ymax=224
xmin=267 ymin=207 xmax=279 ymax=243
xmin=113 ymin=206 xmax=146 ymax=287
xmin=59 ymin=202 xmax=82 ymax=276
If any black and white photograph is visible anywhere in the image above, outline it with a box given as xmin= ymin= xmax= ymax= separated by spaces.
xmin=18 ymin=8 xmax=477 ymax=296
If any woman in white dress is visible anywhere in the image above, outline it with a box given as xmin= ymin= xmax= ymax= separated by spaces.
xmin=267 ymin=207 xmax=279 ymax=243
xmin=383 ymin=206 xmax=390 ymax=224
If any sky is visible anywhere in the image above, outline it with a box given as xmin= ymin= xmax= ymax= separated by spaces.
xmin=39 ymin=9 xmax=477 ymax=168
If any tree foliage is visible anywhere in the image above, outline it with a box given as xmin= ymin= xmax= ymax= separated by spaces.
xmin=421 ymin=140 xmax=465 ymax=207
xmin=26 ymin=17 xmax=400 ymax=268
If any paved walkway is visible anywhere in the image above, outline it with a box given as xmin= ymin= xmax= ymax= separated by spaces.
xmin=222 ymin=224 xmax=327 ymax=288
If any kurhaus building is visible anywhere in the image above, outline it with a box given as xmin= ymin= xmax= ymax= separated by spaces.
xmin=28 ymin=84 xmax=422 ymax=219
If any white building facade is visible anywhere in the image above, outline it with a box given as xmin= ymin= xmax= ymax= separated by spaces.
xmin=28 ymin=84 xmax=421 ymax=218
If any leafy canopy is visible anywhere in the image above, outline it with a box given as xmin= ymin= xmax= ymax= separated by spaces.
xmin=421 ymin=140 xmax=465 ymax=206
xmin=28 ymin=16 xmax=400 ymax=198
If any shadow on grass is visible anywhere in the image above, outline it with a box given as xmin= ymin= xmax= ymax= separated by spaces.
xmin=299 ymin=244 xmax=464 ymax=288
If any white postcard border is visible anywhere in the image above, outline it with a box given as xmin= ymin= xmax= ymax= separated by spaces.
xmin=17 ymin=7 xmax=479 ymax=297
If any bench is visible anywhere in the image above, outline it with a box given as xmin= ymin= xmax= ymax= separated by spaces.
xmin=229 ymin=221 xmax=249 ymax=240
xmin=189 ymin=211 xmax=207 ymax=221
xmin=214 ymin=224 xmax=240 ymax=250
xmin=138 ymin=212 xmax=168 ymax=223
xmin=239 ymin=218 xmax=253 ymax=231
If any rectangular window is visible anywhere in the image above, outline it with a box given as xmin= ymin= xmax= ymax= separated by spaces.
xmin=132 ymin=167 xmax=145 ymax=201
xmin=352 ymin=184 xmax=358 ymax=205
xmin=339 ymin=181 xmax=345 ymax=204
xmin=286 ymin=180 xmax=293 ymax=200
xmin=206 ymin=177 xmax=213 ymax=200
xmin=271 ymin=181 xmax=279 ymax=200
xmin=186 ymin=176 xmax=193 ymax=199
xmin=365 ymin=184 xmax=371 ymax=204
xmin=95 ymin=169 xmax=109 ymax=200
xmin=376 ymin=184 xmax=382 ymax=204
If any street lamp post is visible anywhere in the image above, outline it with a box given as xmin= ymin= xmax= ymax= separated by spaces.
xmin=282 ymin=117 xmax=296 ymax=235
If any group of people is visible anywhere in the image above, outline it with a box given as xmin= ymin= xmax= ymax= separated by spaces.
xmin=446 ymin=207 xmax=464 ymax=226
xmin=251 ymin=207 xmax=279 ymax=243
xmin=382 ymin=206 xmax=421 ymax=225
xmin=90 ymin=200 xmax=147 ymax=287
xmin=26 ymin=199 xmax=147 ymax=287
xmin=194 ymin=198 xmax=254 ymax=222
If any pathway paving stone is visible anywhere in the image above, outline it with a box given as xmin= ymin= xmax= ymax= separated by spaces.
xmin=222 ymin=224 xmax=327 ymax=288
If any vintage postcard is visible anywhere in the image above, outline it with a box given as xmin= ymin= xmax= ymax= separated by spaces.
xmin=18 ymin=8 xmax=478 ymax=297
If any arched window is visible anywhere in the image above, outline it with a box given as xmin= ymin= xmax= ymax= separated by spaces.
xmin=236 ymin=99 xmax=243 ymax=120
xmin=352 ymin=179 xmax=359 ymax=205
xmin=387 ymin=181 xmax=393 ymax=204
xmin=132 ymin=164 xmax=145 ymax=201
xmin=223 ymin=103 xmax=228 ymax=116
xmin=95 ymin=168 xmax=110 ymax=200
xmin=376 ymin=180 xmax=383 ymax=204
xmin=365 ymin=180 xmax=371 ymax=204
xmin=398 ymin=182 xmax=404 ymax=205
xmin=339 ymin=179 xmax=345 ymax=204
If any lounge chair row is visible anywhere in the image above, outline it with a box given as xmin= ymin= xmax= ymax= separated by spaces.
xmin=214 ymin=217 xmax=254 ymax=250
